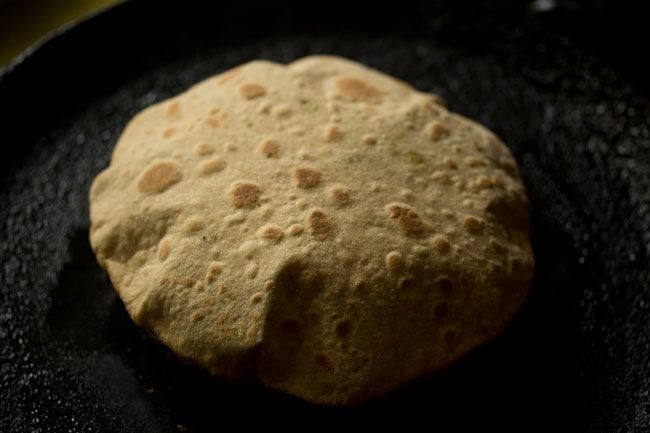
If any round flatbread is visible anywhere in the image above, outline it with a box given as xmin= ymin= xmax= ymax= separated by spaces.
xmin=89 ymin=55 xmax=534 ymax=406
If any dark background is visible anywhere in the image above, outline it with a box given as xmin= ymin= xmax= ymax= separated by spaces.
xmin=0 ymin=1 xmax=648 ymax=432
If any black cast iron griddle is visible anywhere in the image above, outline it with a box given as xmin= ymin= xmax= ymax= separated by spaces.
xmin=0 ymin=1 xmax=648 ymax=432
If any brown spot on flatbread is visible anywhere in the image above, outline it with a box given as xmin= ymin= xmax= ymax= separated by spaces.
xmin=463 ymin=215 xmax=484 ymax=233
xmin=166 ymin=101 xmax=181 ymax=118
xmin=184 ymin=217 xmax=204 ymax=233
xmin=385 ymin=202 xmax=432 ymax=236
xmin=362 ymin=134 xmax=377 ymax=145
xmin=499 ymin=157 xmax=519 ymax=177
xmin=206 ymin=261 xmax=223 ymax=283
xmin=324 ymin=124 xmax=343 ymax=142
xmin=258 ymin=138 xmax=280 ymax=158
xmin=137 ymin=160 xmax=181 ymax=194
xmin=291 ymin=166 xmax=321 ymax=189
xmin=443 ymin=157 xmax=457 ymax=169
xmin=288 ymin=224 xmax=304 ymax=236
xmin=431 ymin=235 xmax=451 ymax=253
xmin=239 ymin=83 xmax=266 ymax=99
xmin=328 ymin=184 xmax=350 ymax=204
xmin=251 ymin=292 xmax=264 ymax=304
xmin=428 ymin=121 xmax=449 ymax=141
xmin=470 ymin=175 xmax=500 ymax=189
xmin=257 ymin=101 xmax=271 ymax=114
xmin=465 ymin=156 xmax=488 ymax=167
xmin=258 ymin=224 xmax=284 ymax=242
xmin=157 ymin=238 xmax=170 ymax=260
xmin=431 ymin=171 xmax=450 ymax=182
xmin=228 ymin=181 xmax=260 ymax=208
xmin=489 ymin=238 xmax=508 ymax=254
xmin=385 ymin=251 xmax=403 ymax=272
xmin=163 ymin=127 xmax=177 ymax=139
xmin=273 ymin=104 xmax=292 ymax=118
xmin=198 ymin=158 xmax=226 ymax=176
xmin=195 ymin=143 xmax=214 ymax=156
xmin=352 ymin=279 xmax=368 ymax=293
xmin=307 ymin=209 xmax=332 ymax=238
xmin=335 ymin=76 xmax=382 ymax=102
xmin=204 ymin=115 xmax=221 ymax=128
xmin=399 ymin=277 xmax=416 ymax=290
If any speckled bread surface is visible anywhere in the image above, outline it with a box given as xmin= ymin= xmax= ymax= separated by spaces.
xmin=89 ymin=55 xmax=534 ymax=406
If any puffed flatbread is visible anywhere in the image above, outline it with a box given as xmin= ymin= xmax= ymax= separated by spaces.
xmin=89 ymin=55 xmax=533 ymax=406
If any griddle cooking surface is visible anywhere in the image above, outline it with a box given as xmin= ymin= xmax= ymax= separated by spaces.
xmin=0 ymin=1 xmax=648 ymax=432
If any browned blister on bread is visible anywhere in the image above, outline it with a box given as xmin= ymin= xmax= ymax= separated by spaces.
xmin=89 ymin=55 xmax=534 ymax=406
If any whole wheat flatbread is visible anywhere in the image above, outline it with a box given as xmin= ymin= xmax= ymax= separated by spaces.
xmin=89 ymin=55 xmax=534 ymax=406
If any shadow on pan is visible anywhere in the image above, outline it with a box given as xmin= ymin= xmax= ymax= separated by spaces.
xmin=0 ymin=1 xmax=648 ymax=432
